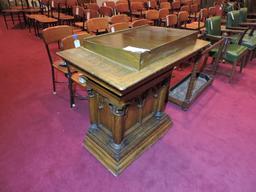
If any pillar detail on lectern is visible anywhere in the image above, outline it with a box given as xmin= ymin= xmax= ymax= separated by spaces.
xmin=109 ymin=104 xmax=126 ymax=145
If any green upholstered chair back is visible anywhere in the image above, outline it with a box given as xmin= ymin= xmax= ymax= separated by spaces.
xmin=206 ymin=16 xmax=221 ymax=36
xmin=226 ymin=10 xmax=240 ymax=28
xmin=239 ymin=8 xmax=248 ymax=23
xmin=224 ymin=4 xmax=234 ymax=13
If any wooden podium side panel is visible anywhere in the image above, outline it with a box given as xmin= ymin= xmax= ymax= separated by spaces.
xmin=84 ymin=72 xmax=172 ymax=175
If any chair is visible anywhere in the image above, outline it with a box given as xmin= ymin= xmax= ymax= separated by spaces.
xmin=226 ymin=10 xmax=256 ymax=61
xmin=131 ymin=2 xmax=145 ymax=18
xmin=60 ymin=32 xmax=93 ymax=106
xmin=73 ymin=6 xmax=86 ymax=31
xmin=109 ymin=22 xmax=129 ymax=32
xmin=189 ymin=3 xmax=199 ymax=20
xmin=99 ymin=6 xmax=113 ymax=17
xmin=208 ymin=6 xmax=216 ymax=17
xmin=102 ymin=1 xmax=116 ymax=10
xmin=184 ymin=8 xmax=208 ymax=32
xmin=111 ymin=14 xmax=130 ymax=24
xmin=50 ymin=0 xmax=75 ymax=25
xmin=86 ymin=3 xmax=100 ymax=12
xmin=87 ymin=17 xmax=109 ymax=35
xmin=205 ymin=16 xmax=248 ymax=82
xmin=160 ymin=2 xmax=171 ymax=10
xmin=172 ymin=1 xmax=180 ymax=14
xmin=159 ymin=8 xmax=169 ymax=26
xmin=177 ymin=11 xmax=189 ymax=28
xmin=131 ymin=19 xmax=149 ymax=27
xmin=2 ymin=0 xmax=24 ymax=29
xmin=145 ymin=9 xmax=159 ymax=26
xmin=42 ymin=25 xmax=75 ymax=106
xmin=180 ymin=5 xmax=189 ymax=13
xmin=166 ymin=13 xmax=178 ymax=28
xmin=115 ymin=3 xmax=129 ymax=15
xmin=147 ymin=0 xmax=158 ymax=10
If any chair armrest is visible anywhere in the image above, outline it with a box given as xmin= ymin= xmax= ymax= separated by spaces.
xmin=204 ymin=34 xmax=222 ymax=42
xmin=224 ymin=26 xmax=248 ymax=32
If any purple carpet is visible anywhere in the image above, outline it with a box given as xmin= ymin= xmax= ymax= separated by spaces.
xmin=0 ymin=18 xmax=256 ymax=192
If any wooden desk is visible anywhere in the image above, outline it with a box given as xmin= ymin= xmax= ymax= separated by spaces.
xmin=57 ymin=26 xmax=209 ymax=175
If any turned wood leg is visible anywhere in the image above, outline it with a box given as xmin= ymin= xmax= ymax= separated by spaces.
xmin=109 ymin=105 xmax=126 ymax=145
xmin=87 ymin=88 xmax=98 ymax=130
xmin=155 ymin=77 xmax=170 ymax=118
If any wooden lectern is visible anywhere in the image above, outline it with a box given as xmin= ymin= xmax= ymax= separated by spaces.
xmin=57 ymin=26 xmax=209 ymax=176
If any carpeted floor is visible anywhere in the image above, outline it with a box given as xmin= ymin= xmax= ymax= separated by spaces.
xmin=0 ymin=18 xmax=256 ymax=192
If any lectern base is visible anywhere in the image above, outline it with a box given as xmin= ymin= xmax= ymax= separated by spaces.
xmin=84 ymin=113 xmax=172 ymax=176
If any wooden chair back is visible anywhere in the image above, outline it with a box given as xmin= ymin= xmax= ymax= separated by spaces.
xmin=84 ymin=8 xmax=99 ymax=20
xmin=208 ymin=7 xmax=216 ymax=17
xmin=72 ymin=6 xmax=85 ymax=18
xmin=115 ymin=3 xmax=129 ymax=14
xmin=200 ymin=8 xmax=209 ymax=21
xmin=131 ymin=2 xmax=144 ymax=12
xmin=159 ymin=8 xmax=169 ymax=19
xmin=42 ymin=25 xmax=73 ymax=65
xmin=180 ymin=5 xmax=189 ymax=13
xmin=147 ymin=0 xmax=158 ymax=9
xmin=145 ymin=9 xmax=159 ymax=20
xmin=111 ymin=14 xmax=129 ymax=24
xmin=102 ymin=1 xmax=115 ymax=9
xmin=171 ymin=1 xmax=180 ymax=11
xmin=87 ymin=17 xmax=109 ymax=34
xmin=61 ymin=32 xmax=91 ymax=50
xmin=166 ymin=14 xmax=177 ymax=27
xmin=131 ymin=19 xmax=149 ymax=27
xmin=177 ymin=10 xmax=189 ymax=27
xmin=99 ymin=6 xmax=113 ymax=17
xmin=160 ymin=2 xmax=171 ymax=10
xmin=110 ymin=22 xmax=129 ymax=32
xmin=190 ymin=3 xmax=199 ymax=14
xmin=86 ymin=3 xmax=99 ymax=12
xmin=42 ymin=25 xmax=73 ymax=45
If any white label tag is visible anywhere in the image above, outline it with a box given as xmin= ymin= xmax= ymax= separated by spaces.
xmin=148 ymin=1 xmax=151 ymax=8
xmin=78 ymin=75 xmax=86 ymax=84
xmin=75 ymin=7 xmax=79 ymax=15
xmin=210 ymin=20 xmax=213 ymax=30
xmin=166 ymin=16 xmax=169 ymax=26
xmin=87 ymin=12 xmax=90 ymax=19
xmin=231 ymin=12 xmax=234 ymax=20
xmin=51 ymin=0 xmax=54 ymax=7
xmin=111 ymin=27 xmax=115 ymax=32
xmin=74 ymin=39 xmax=81 ymax=48
xmin=123 ymin=46 xmax=149 ymax=53
xmin=103 ymin=2 xmax=107 ymax=7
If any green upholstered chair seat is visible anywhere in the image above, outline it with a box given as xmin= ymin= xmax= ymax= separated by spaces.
xmin=229 ymin=33 xmax=256 ymax=50
xmin=210 ymin=44 xmax=247 ymax=62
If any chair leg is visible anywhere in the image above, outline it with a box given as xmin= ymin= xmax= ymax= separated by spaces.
xmin=68 ymin=75 xmax=75 ymax=108
xmin=51 ymin=66 xmax=57 ymax=94
xmin=10 ymin=13 xmax=15 ymax=24
xmin=3 ymin=14 xmax=8 ymax=29
xmin=240 ymin=55 xmax=247 ymax=73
